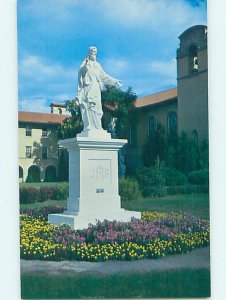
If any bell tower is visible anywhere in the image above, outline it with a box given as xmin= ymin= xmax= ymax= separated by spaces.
xmin=177 ymin=25 xmax=208 ymax=142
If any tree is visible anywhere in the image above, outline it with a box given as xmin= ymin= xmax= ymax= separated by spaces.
xmin=57 ymin=150 xmax=69 ymax=182
xmin=102 ymin=85 xmax=137 ymax=138
xmin=166 ymin=130 xmax=178 ymax=168
xmin=102 ymin=86 xmax=137 ymax=177
xmin=143 ymin=123 xmax=166 ymax=167
xmin=58 ymin=100 xmax=83 ymax=139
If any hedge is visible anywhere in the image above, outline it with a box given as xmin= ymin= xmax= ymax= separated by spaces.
xmin=19 ymin=187 xmax=41 ymax=204
xmin=188 ymin=169 xmax=209 ymax=186
xmin=164 ymin=168 xmax=188 ymax=186
xmin=20 ymin=183 xmax=68 ymax=204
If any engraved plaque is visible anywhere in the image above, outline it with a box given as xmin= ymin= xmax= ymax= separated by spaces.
xmin=89 ymin=159 xmax=111 ymax=184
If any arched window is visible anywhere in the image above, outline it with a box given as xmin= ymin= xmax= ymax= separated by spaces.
xmin=19 ymin=166 xmax=23 ymax=180
xmin=192 ymin=130 xmax=198 ymax=145
xmin=148 ymin=116 xmax=156 ymax=142
xmin=189 ymin=45 xmax=198 ymax=75
xmin=45 ymin=165 xmax=57 ymax=182
xmin=167 ymin=111 xmax=177 ymax=134
xmin=27 ymin=165 xmax=41 ymax=182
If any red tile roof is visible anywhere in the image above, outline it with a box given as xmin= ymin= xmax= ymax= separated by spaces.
xmin=18 ymin=111 xmax=67 ymax=124
xmin=135 ymin=87 xmax=178 ymax=108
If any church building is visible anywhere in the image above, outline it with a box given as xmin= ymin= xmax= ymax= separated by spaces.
xmin=126 ymin=24 xmax=208 ymax=170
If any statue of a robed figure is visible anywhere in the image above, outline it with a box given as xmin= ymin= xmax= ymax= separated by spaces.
xmin=48 ymin=46 xmax=140 ymax=229
xmin=76 ymin=46 xmax=122 ymax=131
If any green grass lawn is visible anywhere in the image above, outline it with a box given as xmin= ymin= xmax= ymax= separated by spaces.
xmin=20 ymin=189 xmax=209 ymax=219
xmin=21 ymin=268 xmax=210 ymax=299
xmin=20 ymin=181 xmax=67 ymax=188
xmin=122 ymin=193 xmax=209 ymax=219
xmin=20 ymin=199 xmax=67 ymax=210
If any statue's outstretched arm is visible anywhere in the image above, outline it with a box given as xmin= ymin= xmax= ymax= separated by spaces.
xmin=98 ymin=64 xmax=122 ymax=87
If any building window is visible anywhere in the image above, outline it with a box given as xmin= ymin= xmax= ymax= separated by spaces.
xmin=189 ymin=45 xmax=199 ymax=75
xmin=42 ymin=147 xmax=48 ymax=159
xmin=167 ymin=111 xmax=177 ymax=135
xmin=148 ymin=116 xmax=156 ymax=142
xmin=25 ymin=146 xmax=32 ymax=158
xmin=58 ymin=108 xmax=62 ymax=114
xmin=42 ymin=127 xmax=48 ymax=138
xmin=58 ymin=145 xmax=63 ymax=158
xmin=129 ymin=125 xmax=137 ymax=146
xmin=19 ymin=166 xmax=23 ymax=180
xmin=25 ymin=125 xmax=32 ymax=136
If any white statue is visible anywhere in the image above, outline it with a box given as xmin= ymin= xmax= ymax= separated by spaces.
xmin=76 ymin=46 xmax=122 ymax=131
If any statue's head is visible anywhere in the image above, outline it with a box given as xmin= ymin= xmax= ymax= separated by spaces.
xmin=88 ymin=46 xmax=97 ymax=61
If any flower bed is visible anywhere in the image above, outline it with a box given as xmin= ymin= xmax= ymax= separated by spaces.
xmin=20 ymin=211 xmax=209 ymax=262
xmin=20 ymin=206 xmax=64 ymax=220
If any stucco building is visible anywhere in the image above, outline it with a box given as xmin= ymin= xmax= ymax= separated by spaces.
xmin=18 ymin=103 xmax=67 ymax=182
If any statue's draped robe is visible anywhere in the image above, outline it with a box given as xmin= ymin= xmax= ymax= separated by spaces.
xmin=77 ymin=60 xmax=117 ymax=130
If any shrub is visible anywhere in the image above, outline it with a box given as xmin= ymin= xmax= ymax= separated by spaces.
xmin=164 ymin=168 xmax=188 ymax=186
xmin=19 ymin=187 xmax=41 ymax=204
xmin=44 ymin=173 xmax=56 ymax=182
xmin=136 ymin=159 xmax=166 ymax=197
xmin=40 ymin=186 xmax=56 ymax=202
xmin=53 ymin=183 xmax=68 ymax=200
xmin=20 ymin=206 xmax=65 ymax=219
xmin=188 ymin=169 xmax=209 ymax=185
xmin=119 ymin=178 xmax=140 ymax=201
xmin=25 ymin=173 xmax=33 ymax=183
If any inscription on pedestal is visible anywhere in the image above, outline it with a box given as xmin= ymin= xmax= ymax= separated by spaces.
xmin=89 ymin=159 xmax=111 ymax=184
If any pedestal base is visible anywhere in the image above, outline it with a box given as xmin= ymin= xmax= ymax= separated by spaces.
xmin=48 ymin=134 xmax=141 ymax=229
xmin=48 ymin=209 xmax=141 ymax=229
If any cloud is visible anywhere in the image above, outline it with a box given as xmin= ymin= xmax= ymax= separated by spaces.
xmin=102 ymin=58 xmax=129 ymax=76
xmin=19 ymin=94 xmax=73 ymax=114
xmin=148 ymin=58 xmax=177 ymax=83
xmin=19 ymin=0 xmax=81 ymax=21
xmin=19 ymin=0 xmax=206 ymax=36
xmin=19 ymin=55 xmax=77 ymax=82
xmin=95 ymin=0 xmax=206 ymax=32
xmin=19 ymin=98 xmax=50 ymax=113
xmin=120 ymin=57 xmax=176 ymax=96
xmin=18 ymin=55 xmax=78 ymax=111
xmin=18 ymin=53 xmax=177 ymax=108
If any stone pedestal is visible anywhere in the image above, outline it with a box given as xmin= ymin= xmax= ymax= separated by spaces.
xmin=48 ymin=129 xmax=141 ymax=229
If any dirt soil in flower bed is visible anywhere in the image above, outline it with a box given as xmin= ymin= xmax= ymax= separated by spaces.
xmin=21 ymin=246 xmax=210 ymax=275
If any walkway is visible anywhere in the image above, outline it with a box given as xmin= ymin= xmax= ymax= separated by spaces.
xmin=21 ymin=246 xmax=210 ymax=275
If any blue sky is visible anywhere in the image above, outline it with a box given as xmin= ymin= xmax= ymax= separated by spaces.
xmin=17 ymin=0 xmax=207 ymax=113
